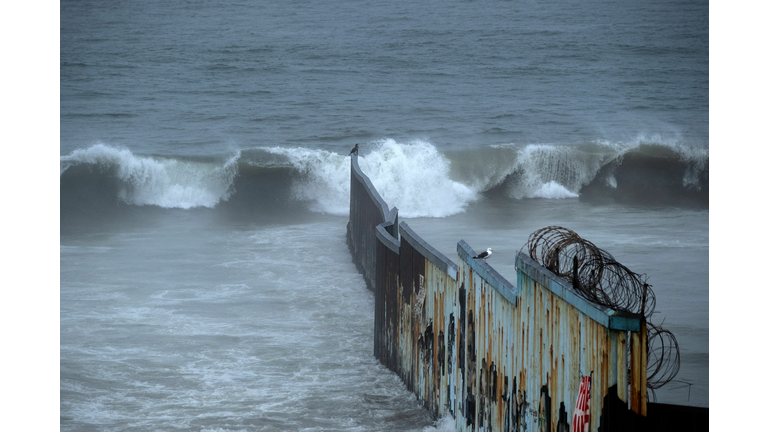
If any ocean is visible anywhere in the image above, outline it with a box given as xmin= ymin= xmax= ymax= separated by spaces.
xmin=60 ymin=0 xmax=709 ymax=430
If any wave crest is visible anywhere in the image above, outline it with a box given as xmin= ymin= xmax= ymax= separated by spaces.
xmin=60 ymin=144 xmax=239 ymax=209
xmin=265 ymin=139 xmax=478 ymax=218
xmin=60 ymin=136 xmax=709 ymax=214
xmin=506 ymin=144 xmax=603 ymax=199
xmin=262 ymin=146 xmax=351 ymax=215
xmin=361 ymin=139 xmax=477 ymax=218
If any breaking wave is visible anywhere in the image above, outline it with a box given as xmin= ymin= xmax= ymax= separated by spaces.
xmin=60 ymin=137 xmax=708 ymax=219
xmin=60 ymin=144 xmax=239 ymax=209
xmin=264 ymin=139 xmax=477 ymax=217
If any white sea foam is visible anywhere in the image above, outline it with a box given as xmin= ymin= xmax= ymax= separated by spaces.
xmin=599 ymin=133 xmax=710 ymax=189
xmin=529 ymin=180 xmax=579 ymax=199
xmin=265 ymin=139 xmax=478 ymax=218
xmin=671 ymin=142 xmax=709 ymax=190
xmin=486 ymin=137 xmax=709 ymax=199
xmin=420 ymin=415 xmax=458 ymax=432
xmin=60 ymin=143 xmax=240 ymax=209
xmin=505 ymin=144 xmax=600 ymax=199
xmin=262 ymin=145 xmax=351 ymax=215
xmin=360 ymin=139 xmax=477 ymax=217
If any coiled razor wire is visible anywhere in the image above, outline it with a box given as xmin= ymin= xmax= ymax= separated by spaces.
xmin=523 ymin=226 xmax=679 ymax=391
xmin=645 ymin=321 xmax=681 ymax=392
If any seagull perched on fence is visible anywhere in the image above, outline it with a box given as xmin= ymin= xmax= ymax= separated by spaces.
xmin=349 ymin=143 xmax=359 ymax=156
xmin=473 ymin=247 xmax=493 ymax=262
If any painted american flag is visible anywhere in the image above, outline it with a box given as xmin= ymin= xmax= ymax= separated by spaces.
xmin=571 ymin=374 xmax=592 ymax=432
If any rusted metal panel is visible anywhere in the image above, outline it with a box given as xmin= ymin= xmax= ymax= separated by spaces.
xmin=630 ymin=326 xmax=648 ymax=416
xmin=400 ymin=222 xmax=458 ymax=280
xmin=415 ymin=242 xmax=646 ymax=431
xmin=347 ymin=158 xmax=648 ymax=431
xmin=616 ymin=330 xmax=628 ymax=405
xmin=457 ymin=240 xmax=516 ymax=305
xmin=516 ymin=253 xmax=644 ymax=333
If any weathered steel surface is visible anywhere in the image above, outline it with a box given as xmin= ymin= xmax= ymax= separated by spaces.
xmin=347 ymin=155 xmax=398 ymax=289
xmin=515 ymin=253 xmax=644 ymax=332
xmin=400 ymin=222 xmax=458 ymax=280
xmin=457 ymin=240 xmax=516 ymax=305
xmin=347 ymin=158 xmax=648 ymax=431
xmin=374 ymin=225 xmax=401 ymax=368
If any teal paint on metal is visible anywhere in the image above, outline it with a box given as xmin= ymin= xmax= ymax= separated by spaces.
xmin=347 ymin=158 xmax=649 ymax=431
xmin=400 ymin=222 xmax=458 ymax=280
xmin=607 ymin=312 xmax=643 ymax=332
xmin=515 ymin=253 xmax=643 ymax=332
xmin=457 ymin=240 xmax=517 ymax=305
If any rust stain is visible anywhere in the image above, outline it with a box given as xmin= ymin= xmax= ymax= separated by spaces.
xmin=358 ymin=220 xmax=647 ymax=431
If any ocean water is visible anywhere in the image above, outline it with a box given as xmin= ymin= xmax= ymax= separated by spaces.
xmin=60 ymin=0 xmax=709 ymax=430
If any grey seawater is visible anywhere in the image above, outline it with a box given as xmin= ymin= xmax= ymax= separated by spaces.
xmin=405 ymin=198 xmax=709 ymax=408
xmin=60 ymin=0 xmax=709 ymax=427
xmin=60 ymin=0 xmax=708 ymax=156
xmin=60 ymin=212 xmax=442 ymax=431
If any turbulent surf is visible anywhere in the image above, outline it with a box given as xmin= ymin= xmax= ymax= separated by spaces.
xmin=61 ymin=138 xmax=708 ymax=221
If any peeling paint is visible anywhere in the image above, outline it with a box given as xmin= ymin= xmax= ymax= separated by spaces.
xmin=347 ymin=155 xmax=649 ymax=431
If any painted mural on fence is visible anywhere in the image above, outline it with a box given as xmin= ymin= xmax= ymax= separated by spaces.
xmin=346 ymin=154 xmax=654 ymax=432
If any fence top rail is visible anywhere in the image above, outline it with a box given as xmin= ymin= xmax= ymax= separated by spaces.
xmin=376 ymin=224 xmax=401 ymax=254
xmin=515 ymin=252 xmax=643 ymax=331
xmin=400 ymin=222 xmax=458 ymax=280
xmin=457 ymin=240 xmax=517 ymax=305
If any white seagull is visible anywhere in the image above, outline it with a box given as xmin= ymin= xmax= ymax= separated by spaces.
xmin=473 ymin=247 xmax=493 ymax=262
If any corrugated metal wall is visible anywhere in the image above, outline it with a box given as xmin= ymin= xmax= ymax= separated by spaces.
xmin=346 ymin=155 xmax=647 ymax=432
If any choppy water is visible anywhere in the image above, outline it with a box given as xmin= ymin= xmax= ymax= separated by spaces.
xmin=60 ymin=0 xmax=708 ymax=430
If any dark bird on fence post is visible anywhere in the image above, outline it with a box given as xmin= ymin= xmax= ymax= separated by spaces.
xmin=349 ymin=143 xmax=359 ymax=156
xmin=473 ymin=247 xmax=493 ymax=262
